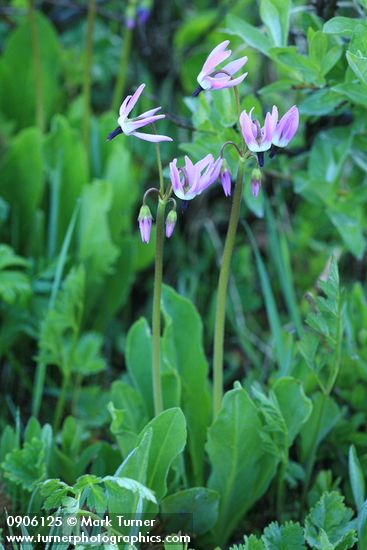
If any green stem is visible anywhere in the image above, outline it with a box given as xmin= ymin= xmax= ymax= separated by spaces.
xmin=53 ymin=374 xmax=70 ymax=432
xmin=300 ymin=390 xmax=328 ymax=513
xmin=112 ymin=26 xmax=133 ymax=112
xmin=82 ymin=0 xmax=97 ymax=157
xmin=212 ymin=162 xmax=244 ymax=419
xmin=276 ymin=456 xmax=288 ymax=521
xmin=28 ymin=0 xmax=45 ymax=132
xmin=152 ymin=199 xmax=166 ymax=416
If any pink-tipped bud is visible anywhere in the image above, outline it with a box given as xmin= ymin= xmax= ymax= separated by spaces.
xmin=251 ymin=168 xmax=262 ymax=198
xmin=165 ymin=210 xmax=177 ymax=238
xmin=138 ymin=205 xmax=153 ymax=243
xmin=220 ymin=169 xmax=232 ymax=197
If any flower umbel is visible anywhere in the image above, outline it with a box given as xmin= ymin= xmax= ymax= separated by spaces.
xmin=107 ymin=83 xmax=172 ymax=143
xmin=272 ymin=105 xmax=299 ymax=148
xmin=170 ymin=154 xmax=222 ymax=201
xmin=138 ymin=204 xmax=153 ymax=243
xmin=165 ymin=210 xmax=177 ymax=238
xmin=194 ymin=40 xmax=248 ymax=96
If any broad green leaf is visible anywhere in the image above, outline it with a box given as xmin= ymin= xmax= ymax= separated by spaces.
xmin=79 ymin=180 xmax=119 ymax=287
xmin=207 ymin=384 xmax=278 ymax=546
xmin=162 ymin=285 xmax=211 ymax=486
xmin=0 ymin=127 xmax=44 ymax=253
xmin=357 ymin=501 xmax=367 ymax=550
xmin=346 ymin=50 xmax=367 ymax=87
xmin=305 ymin=492 xmax=357 ymax=549
xmin=103 ymin=475 xmax=156 ymax=503
xmin=260 ymin=0 xmax=291 ymax=47
xmin=161 ymin=487 xmax=219 ymax=535
xmin=44 ymin=115 xmax=88 ymax=255
xmin=0 ymin=12 xmax=61 ymax=128
xmin=138 ymin=408 xmax=186 ymax=501
xmin=349 ymin=445 xmax=365 ymax=511
xmin=300 ymin=393 xmax=343 ymax=464
xmin=273 ymin=377 xmax=312 ymax=445
xmin=299 ymin=89 xmax=342 ymax=116
xmin=323 ymin=17 xmax=363 ymax=37
xmin=225 ymin=14 xmax=272 ymax=55
xmin=126 ymin=318 xmax=154 ymax=418
xmin=107 ymin=429 xmax=153 ymax=519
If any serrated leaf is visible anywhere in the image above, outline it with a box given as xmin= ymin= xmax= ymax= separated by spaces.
xmin=304 ymin=492 xmax=357 ymax=549
xmin=263 ymin=520 xmax=306 ymax=549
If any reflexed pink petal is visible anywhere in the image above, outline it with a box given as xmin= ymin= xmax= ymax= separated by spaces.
xmin=273 ymin=106 xmax=299 ymax=147
xmin=131 ymin=131 xmax=173 ymax=142
xmin=204 ymin=75 xmax=231 ymax=89
xmin=221 ymin=56 xmax=248 ymax=76
xmin=195 ymin=153 xmax=214 ymax=172
xmin=220 ymin=170 xmax=232 ymax=197
xmin=119 ymin=95 xmax=132 ymax=116
xmin=124 ymin=83 xmax=146 ymax=116
xmin=135 ymin=106 xmax=162 ymax=119
xmin=221 ymin=72 xmax=248 ymax=88
xmin=240 ymin=111 xmax=258 ymax=150
xmin=128 ymin=114 xmax=165 ymax=131
xmin=201 ymin=40 xmax=231 ymax=74
xmin=169 ymin=159 xmax=183 ymax=192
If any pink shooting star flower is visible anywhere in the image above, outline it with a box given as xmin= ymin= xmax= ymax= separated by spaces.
xmin=251 ymin=167 xmax=262 ymax=198
xmin=239 ymin=106 xmax=278 ymax=166
xmin=107 ymin=84 xmax=172 ymax=143
xmin=220 ymin=168 xmax=232 ymax=197
xmin=193 ymin=40 xmax=248 ymax=96
xmin=170 ymin=154 xmax=222 ymax=201
xmin=138 ymin=204 xmax=153 ymax=244
xmin=272 ymin=105 xmax=299 ymax=148
xmin=165 ymin=210 xmax=177 ymax=238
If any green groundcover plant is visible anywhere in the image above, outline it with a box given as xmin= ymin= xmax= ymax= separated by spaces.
xmin=1 ymin=0 xmax=367 ymax=549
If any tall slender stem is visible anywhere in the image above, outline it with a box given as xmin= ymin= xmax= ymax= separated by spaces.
xmin=28 ymin=0 xmax=45 ymax=132
xmin=212 ymin=162 xmax=244 ymax=419
xmin=112 ymin=26 xmax=132 ymax=112
xmin=82 ymin=0 xmax=97 ymax=157
xmin=152 ymin=199 xmax=166 ymax=416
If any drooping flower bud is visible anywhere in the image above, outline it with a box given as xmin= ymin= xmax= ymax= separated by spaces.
xmin=251 ymin=168 xmax=262 ymax=198
xmin=165 ymin=210 xmax=177 ymax=238
xmin=138 ymin=205 xmax=153 ymax=243
xmin=220 ymin=168 xmax=232 ymax=197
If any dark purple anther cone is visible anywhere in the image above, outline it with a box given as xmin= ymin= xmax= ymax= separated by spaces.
xmin=107 ymin=127 xmax=123 ymax=141
xmin=192 ymin=85 xmax=203 ymax=97
xmin=269 ymin=145 xmax=278 ymax=159
xmin=257 ymin=152 xmax=265 ymax=167
xmin=180 ymin=200 xmax=189 ymax=212
xmin=137 ymin=7 xmax=150 ymax=25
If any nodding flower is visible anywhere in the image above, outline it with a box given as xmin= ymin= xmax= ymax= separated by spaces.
xmin=220 ymin=168 xmax=232 ymax=197
xmin=107 ymin=84 xmax=173 ymax=143
xmin=272 ymin=106 xmax=299 ymax=148
xmin=193 ymin=40 xmax=248 ymax=96
xmin=251 ymin=168 xmax=262 ymax=198
xmin=165 ymin=210 xmax=177 ymax=238
xmin=138 ymin=205 xmax=153 ymax=244
xmin=169 ymin=154 xmax=222 ymax=201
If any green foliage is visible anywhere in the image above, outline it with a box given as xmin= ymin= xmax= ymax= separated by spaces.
xmin=304 ymin=492 xmax=357 ymax=549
